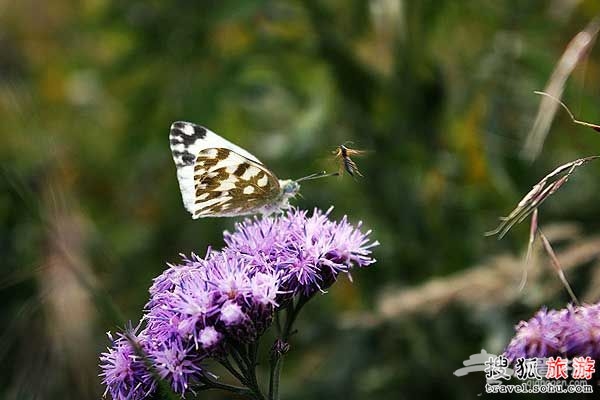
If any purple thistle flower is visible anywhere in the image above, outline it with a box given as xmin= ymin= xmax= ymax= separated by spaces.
xmin=99 ymin=329 xmax=156 ymax=400
xmin=504 ymin=308 xmax=565 ymax=361
xmin=220 ymin=301 xmax=246 ymax=326
xmin=248 ymin=270 xmax=281 ymax=306
xmin=224 ymin=207 xmax=378 ymax=296
xmin=562 ymin=303 xmax=600 ymax=359
xmin=198 ymin=326 xmax=222 ymax=351
xmin=143 ymin=307 xmax=183 ymax=344
xmin=148 ymin=253 xmax=208 ymax=299
xmin=151 ymin=340 xmax=204 ymax=394
xmin=504 ymin=303 xmax=600 ymax=362
xmin=100 ymin=207 xmax=377 ymax=399
xmin=201 ymin=251 xmax=267 ymax=303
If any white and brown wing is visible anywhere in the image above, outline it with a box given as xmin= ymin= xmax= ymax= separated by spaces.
xmin=169 ymin=121 xmax=264 ymax=214
xmin=190 ymin=147 xmax=281 ymax=218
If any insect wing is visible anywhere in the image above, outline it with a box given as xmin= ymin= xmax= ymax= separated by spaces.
xmin=192 ymin=148 xmax=282 ymax=218
xmin=169 ymin=121 xmax=261 ymax=213
xmin=191 ymin=148 xmax=281 ymax=218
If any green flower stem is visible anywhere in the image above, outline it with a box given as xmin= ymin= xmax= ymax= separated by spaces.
xmin=269 ymin=294 xmax=313 ymax=400
xmin=197 ymin=375 xmax=254 ymax=397
xmin=229 ymin=344 xmax=250 ymax=375
xmin=246 ymin=341 xmax=261 ymax=392
xmin=219 ymin=357 xmax=249 ymax=386
xmin=224 ymin=341 xmax=266 ymax=400
xmin=268 ymin=353 xmax=283 ymax=400
xmin=275 ymin=311 xmax=282 ymax=336
xmin=215 ymin=295 xmax=314 ymax=400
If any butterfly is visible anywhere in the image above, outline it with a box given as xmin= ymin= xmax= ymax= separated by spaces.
xmin=169 ymin=121 xmax=334 ymax=218
xmin=333 ymin=144 xmax=367 ymax=177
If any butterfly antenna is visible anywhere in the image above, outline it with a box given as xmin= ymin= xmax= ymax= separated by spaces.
xmin=296 ymin=170 xmax=339 ymax=182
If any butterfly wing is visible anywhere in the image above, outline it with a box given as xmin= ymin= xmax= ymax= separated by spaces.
xmin=170 ymin=121 xmax=262 ymax=165
xmin=169 ymin=121 xmax=281 ymax=218
xmin=192 ymin=148 xmax=281 ymax=218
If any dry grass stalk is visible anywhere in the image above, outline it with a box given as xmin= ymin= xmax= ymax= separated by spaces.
xmin=486 ymin=156 xmax=599 ymax=303
xmin=487 ymin=156 xmax=600 ymax=239
xmin=534 ymin=91 xmax=600 ymax=132
xmin=522 ymin=17 xmax=600 ymax=160
xmin=341 ymin=224 xmax=600 ymax=328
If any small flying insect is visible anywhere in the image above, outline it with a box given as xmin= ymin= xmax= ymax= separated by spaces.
xmin=333 ymin=144 xmax=367 ymax=178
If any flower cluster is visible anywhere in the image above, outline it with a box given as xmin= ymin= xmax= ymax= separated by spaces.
xmin=223 ymin=207 xmax=377 ymax=296
xmin=100 ymin=208 xmax=378 ymax=400
xmin=99 ymin=328 xmax=156 ymax=400
xmin=504 ymin=303 xmax=600 ymax=362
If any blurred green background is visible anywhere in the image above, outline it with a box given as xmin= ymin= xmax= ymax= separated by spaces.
xmin=3 ymin=1 xmax=600 ymax=399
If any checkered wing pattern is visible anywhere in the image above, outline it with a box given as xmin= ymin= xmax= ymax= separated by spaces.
xmin=169 ymin=121 xmax=283 ymax=218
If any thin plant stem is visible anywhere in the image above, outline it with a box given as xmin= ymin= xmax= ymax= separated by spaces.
xmin=274 ymin=311 xmax=282 ymax=336
xmin=246 ymin=341 xmax=261 ymax=391
xmin=269 ymin=294 xmax=313 ymax=400
xmin=229 ymin=342 xmax=250 ymax=375
xmin=538 ymin=228 xmax=580 ymax=305
xmin=218 ymin=357 xmax=249 ymax=386
xmin=519 ymin=208 xmax=538 ymax=292
xmin=226 ymin=340 xmax=266 ymax=400
xmin=220 ymin=357 xmax=265 ymax=400
xmin=196 ymin=375 xmax=255 ymax=397
xmin=269 ymin=352 xmax=284 ymax=400
xmin=534 ymin=91 xmax=600 ymax=131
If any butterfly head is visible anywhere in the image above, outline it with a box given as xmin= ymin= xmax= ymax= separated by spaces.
xmin=255 ymin=179 xmax=299 ymax=216
xmin=279 ymin=179 xmax=301 ymax=197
